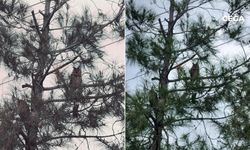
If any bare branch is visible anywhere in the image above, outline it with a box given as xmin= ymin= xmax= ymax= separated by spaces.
xmin=31 ymin=10 xmax=42 ymax=38
xmin=47 ymin=52 xmax=81 ymax=75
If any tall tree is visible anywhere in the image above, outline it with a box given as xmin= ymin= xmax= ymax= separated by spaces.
xmin=126 ymin=0 xmax=250 ymax=149
xmin=0 ymin=0 xmax=124 ymax=149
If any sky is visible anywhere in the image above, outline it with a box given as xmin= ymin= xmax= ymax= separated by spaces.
xmin=0 ymin=0 xmax=124 ymax=149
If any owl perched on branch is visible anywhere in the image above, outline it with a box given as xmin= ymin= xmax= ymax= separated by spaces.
xmin=69 ymin=66 xmax=82 ymax=91
xmin=69 ymin=66 xmax=82 ymax=118
xmin=189 ymin=62 xmax=200 ymax=103
xmin=189 ymin=62 xmax=200 ymax=80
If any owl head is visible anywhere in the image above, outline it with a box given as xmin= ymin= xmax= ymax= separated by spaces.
xmin=72 ymin=67 xmax=81 ymax=77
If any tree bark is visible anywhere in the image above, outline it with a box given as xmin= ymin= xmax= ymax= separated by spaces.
xmin=151 ymin=113 xmax=163 ymax=150
xmin=26 ymin=1 xmax=51 ymax=149
xmin=151 ymin=1 xmax=175 ymax=149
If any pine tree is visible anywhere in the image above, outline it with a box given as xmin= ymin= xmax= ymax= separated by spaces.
xmin=126 ymin=0 xmax=250 ymax=149
xmin=0 ymin=0 xmax=124 ymax=149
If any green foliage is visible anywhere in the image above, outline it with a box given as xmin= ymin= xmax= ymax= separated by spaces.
xmin=126 ymin=0 xmax=250 ymax=149
xmin=126 ymin=0 xmax=156 ymax=31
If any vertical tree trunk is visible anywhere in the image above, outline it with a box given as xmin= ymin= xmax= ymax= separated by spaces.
xmin=151 ymin=115 xmax=163 ymax=150
xmin=151 ymin=1 xmax=175 ymax=149
xmin=26 ymin=1 xmax=51 ymax=149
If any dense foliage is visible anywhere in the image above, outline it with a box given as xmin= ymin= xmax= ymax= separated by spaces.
xmin=126 ymin=0 xmax=250 ymax=149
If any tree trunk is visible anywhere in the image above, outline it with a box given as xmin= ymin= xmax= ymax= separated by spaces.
xmin=26 ymin=1 xmax=51 ymax=149
xmin=151 ymin=1 xmax=175 ymax=149
xmin=27 ymin=82 xmax=42 ymax=150
xmin=151 ymin=116 xmax=163 ymax=150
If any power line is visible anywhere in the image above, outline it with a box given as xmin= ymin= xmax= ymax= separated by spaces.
xmin=126 ymin=72 xmax=146 ymax=82
xmin=0 ymin=78 xmax=15 ymax=86
xmin=213 ymin=32 xmax=250 ymax=48
xmin=99 ymin=38 xmax=124 ymax=49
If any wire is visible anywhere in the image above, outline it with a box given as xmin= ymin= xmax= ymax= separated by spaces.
xmin=213 ymin=32 xmax=250 ymax=48
xmin=0 ymin=78 xmax=15 ymax=86
xmin=27 ymin=1 xmax=45 ymax=9
xmin=99 ymin=38 xmax=124 ymax=49
xmin=126 ymin=72 xmax=146 ymax=82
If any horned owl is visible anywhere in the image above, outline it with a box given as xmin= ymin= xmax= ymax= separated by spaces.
xmin=69 ymin=66 xmax=82 ymax=91
xmin=190 ymin=62 xmax=199 ymax=80
xmin=189 ymin=63 xmax=200 ymax=103
xmin=69 ymin=66 xmax=82 ymax=118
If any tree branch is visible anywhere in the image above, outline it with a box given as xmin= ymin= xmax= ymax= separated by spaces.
xmin=47 ymin=52 xmax=81 ymax=75
xmin=172 ymin=114 xmax=233 ymax=123
xmin=38 ymin=131 xmax=124 ymax=144
xmin=45 ymin=90 xmax=123 ymax=103
xmin=171 ymin=54 xmax=196 ymax=70
xmin=43 ymin=76 xmax=123 ymax=91
xmin=42 ymin=0 xmax=69 ymax=31
xmin=31 ymin=10 xmax=42 ymax=38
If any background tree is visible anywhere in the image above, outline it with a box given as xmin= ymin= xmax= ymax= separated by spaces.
xmin=126 ymin=0 xmax=250 ymax=149
xmin=0 ymin=0 xmax=124 ymax=149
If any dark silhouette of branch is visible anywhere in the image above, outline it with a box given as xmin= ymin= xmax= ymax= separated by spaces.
xmin=38 ymin=131 xmax=124 ymax=144
xmin=171 ymin=114 xmax=233 ymax=123
xmin=171 ymin=54 xmax=196 ymax=70
xmin=43 ymin=75 xmax=124 ymax=91
xmin=47 ymin=53 xmax=81 ymax=75
xmin=31 ymin=10 xmax=42 ymax=38
xmin=22 ymin=83 xmax=32 ymax=88
xmin=42 ymin=0 xmax=69 ymax=31
xmin=46 ymin=90 xmax=123 ymax=103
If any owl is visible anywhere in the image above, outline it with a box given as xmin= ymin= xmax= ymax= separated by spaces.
xmin=189 ymin=62 xmax=199 ymax=80
xmin=69 ymin=66 xmax=82 ymax=118
xmin=17 ymin=100 xmax=30 ymax=122
xmin=69 ymin=66 xmax=82 ymax=91
xmin=189 ymin=63 xmax=200 ymax=103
